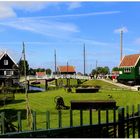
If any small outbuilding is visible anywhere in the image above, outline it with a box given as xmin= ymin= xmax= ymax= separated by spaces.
xmin=57 ymin=66 xmax=76 ymax=75
xmin=118 ymin=54 xmax=140 ymax=84
xmin=36 ymin=72 xmax=46 ymax=78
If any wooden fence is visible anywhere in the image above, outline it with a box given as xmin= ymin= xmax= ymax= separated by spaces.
xmin=0 ymin=105 xmax=140 ymax=138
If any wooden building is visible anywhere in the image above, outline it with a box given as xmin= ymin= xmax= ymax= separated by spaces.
xmin=118 ymin=54 xmax=140 ymax=84
xmin=36 ymin=72 xmax=46 ymax=78
xmin=57 ymin=66 xmax=76 ymax=75
xmin=0 ymin=52 xmax=19 ymax=86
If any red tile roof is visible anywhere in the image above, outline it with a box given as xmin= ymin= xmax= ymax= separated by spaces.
xmin=36 ymin=72 xmax=46 ymax=76
xmin=119 ymin=54 xmax=140 ymax=67
xmin=58 ymin=66 xmax=76 ymax=73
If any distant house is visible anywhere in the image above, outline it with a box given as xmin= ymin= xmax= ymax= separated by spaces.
xmin=118 ymin=54 xmax=140 ymax=84
xmin=57 ymin=66 xmax=76 ymax=75
xmin=36 ymin=72 xmax=46 ymax=78
xmin=111 ymin=71 xmax=119 ymax=80
xmin=0 ymin=52 xmax=19 ymax=86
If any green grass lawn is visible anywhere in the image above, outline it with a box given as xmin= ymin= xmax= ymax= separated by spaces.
xmin=1 ymin=79 xmax=140 ymax=131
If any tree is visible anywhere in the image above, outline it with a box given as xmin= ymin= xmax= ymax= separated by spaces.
xmin=91 ymin=69 xmax=97 ymax=75
xmin=18 ymin=60 xmax=29 ymax=76
xmin=29 ymin=68 xmax=35 ymax=75
xmin=46 ymin=69 xmax=52 ymax=75
xmin=112 ymin=67 xmax=119 ymax=72
xmin=91 ymin=66 xmax=110 ymax=76
xmin=103 ymin=66 xmax=110 ymax=74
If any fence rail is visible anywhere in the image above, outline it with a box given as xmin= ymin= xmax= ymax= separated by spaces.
xmin=0 ymin=105 xmax=140 ymax=138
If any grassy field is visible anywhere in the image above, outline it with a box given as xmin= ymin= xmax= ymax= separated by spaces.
xmin=1 ymin=79 xmax=140 ymax=131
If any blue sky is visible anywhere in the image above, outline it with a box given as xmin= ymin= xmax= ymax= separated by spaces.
xmin=0 ymin=1 xmax=140 ymax=74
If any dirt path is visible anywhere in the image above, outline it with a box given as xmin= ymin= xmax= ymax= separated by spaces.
xmin=100 ymin=79 xmax=132 ymax=90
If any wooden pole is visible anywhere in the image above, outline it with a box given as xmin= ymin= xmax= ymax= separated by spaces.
xmin=67 ymin=62 xmax=69 ymax=87
xmin=96 ymin=60 xmax=98 ymax=70
xmin=54 ymin=49 xmax=57 ymax=74
xmin=23 ymin=42 xmax=32 ymax=129
xmin=45 ymin=79 xmax=48 ymax=90
xmin=54 ymin=50 xmax=58 ymax=87
xmin=120 ymin=30 xmax=123 ymax=63
xmin=83 ymin=43 xmax=86 ymax=75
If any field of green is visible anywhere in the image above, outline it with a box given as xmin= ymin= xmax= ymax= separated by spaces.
xmin=1 ymin=79 xmax=140 ymax=131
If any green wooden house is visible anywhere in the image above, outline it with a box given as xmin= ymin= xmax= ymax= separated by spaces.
xmin=118 ymin=54 xmax=140 ymax=84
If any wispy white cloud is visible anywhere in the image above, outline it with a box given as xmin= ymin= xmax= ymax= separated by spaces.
xmin=123 ymin=48 xmax=138 ymax=52
xmin=0 ymin=17 xmax=79 ymax=38
xmin=25 ymin=10 xmax=120 ymax=19
xmin=76 ymin=38 xmax=110 ymax=46
xmin=0 ymin=1 xmax=120 ymax=20
xmin=10 ymin=2 xmax=60 ymax=12
xmin=0 ymin=4 xmax=16 ymax=19
xmin=133 ymin=37 xmax=140 ymax=45
xmin=67 ymin=2 xmax=82 ymax=10
xmin=0 ymin=10 xmax=120 ymax=39
xmin=0 ymin=2 xmax=59 ymax=19
xmin=114 ymin=26 xmax=128 ymax=33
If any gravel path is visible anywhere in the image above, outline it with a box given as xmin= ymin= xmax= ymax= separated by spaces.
xmin=100 ymin=79 xmax=132 ymax=90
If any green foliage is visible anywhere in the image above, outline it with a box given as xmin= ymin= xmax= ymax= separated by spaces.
xmin=29 ymin=68 xmax=35 ymax=75
xmin=18 ymin=60 xmax=29 ymax=76
xmin=91 ymin=69 xmax=96 ymax=75
xmin=46 ymin=69 xmax=52 ymax=75
xmin=112 ymin=67 xmax=119 ymax=72
xmin=91 ymin=66 xmax=110 ymax=75
xmin=29 ymin=68 xmax=52 ymax=75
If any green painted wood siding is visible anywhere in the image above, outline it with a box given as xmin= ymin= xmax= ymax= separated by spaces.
xmin=118 ymin=59 xmax=140 ymax=80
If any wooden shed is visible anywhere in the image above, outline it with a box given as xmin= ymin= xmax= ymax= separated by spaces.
xmin=118 ymin=54 xmax=140 ymax=84
xmin=57 ymin=66 xmax=76 ymax=75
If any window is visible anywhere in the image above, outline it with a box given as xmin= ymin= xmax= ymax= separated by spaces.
xmin=4 ymin=60 xmax=8 ymax=65
xmin=124 ymin=68 xmax=131 ymax=73
xmin=4 ymin=71 xmax=13 ymax=76
xmin=119 ymin=71 xmax=122 ymax=74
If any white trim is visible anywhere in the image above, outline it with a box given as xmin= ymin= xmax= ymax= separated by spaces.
xmin=0 ymin=52 xmax=18 ymax=67
xmin=119 ymin=66 xmax=134 ymax=68
xmin=118 ymin=55 xmax=125 ymax=68
xmin=134 ymin=55 xmax=140 ymax=67
xmin=119 ymin=54 xmax=140 ymax=68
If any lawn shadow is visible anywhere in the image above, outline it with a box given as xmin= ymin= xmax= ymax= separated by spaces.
xmin=10 ymin=99 xmax=26 ymax=104
xmin=0 ymin=99 xmax=26 ymax=108
xmin=0 ymin=109 xmax=27 ymax=122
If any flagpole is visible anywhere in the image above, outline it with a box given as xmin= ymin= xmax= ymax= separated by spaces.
xmin=23 ymin=42 xmax=32 ymax=129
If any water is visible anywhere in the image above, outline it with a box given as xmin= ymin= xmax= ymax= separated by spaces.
xmin=29 ymin=86 xmax=45 ymax=92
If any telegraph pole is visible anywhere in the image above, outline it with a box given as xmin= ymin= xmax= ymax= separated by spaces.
xmin=96 ymin=60 xmax=98 ymax=70
xmin=67 ymin=61 xmax=69 ymax=86
xmin=120 ymin=30 xmax=123 ymax=63
xmin=54 ymin=49 xmax=57 ymax=74
xmin=23 ymin=42 xmax=32 ymax=129
xmin=83 ymin=44 xmax=86 ymax=75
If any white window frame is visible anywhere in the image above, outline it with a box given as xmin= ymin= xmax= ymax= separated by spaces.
xmin=124 ymin=68 xmax=131 ymax=73
xmin=4 ymin=60 xmax=8 ymax=65
xmin=4 ymin=70 xmax=13 ymax=76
